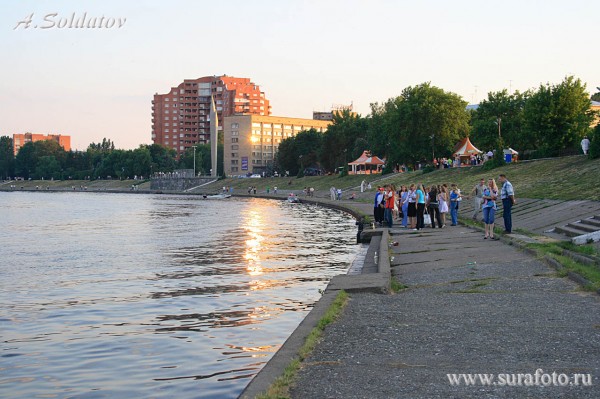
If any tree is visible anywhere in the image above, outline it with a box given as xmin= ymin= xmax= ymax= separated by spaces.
xmin=178 ymin=144 xmax=211 ymax=175
xmin=15 ymin=140 xmax=67 ymax=179
xmin=320 ymin=110 xmax=368 ymax=172
xmin=522 ymin=76 xmax=594 ymax=157
xmin=470 ymin=90 xmax=528 ymax=153
xmin=35 ymin=155 xmax=61 ymax=179
xmin=275 ymin=129 xmax=323 ymax=176
xmin=375 ymin=83 xmax=470 ymax=168
xmin=589 ymin=123 xmax=600 ymax=159
xmin=0 ymin=136 xmax=15 ymax=179
xmin=147 ymin=144 xmax=177 ymax=174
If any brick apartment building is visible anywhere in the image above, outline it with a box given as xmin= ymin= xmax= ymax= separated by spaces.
xmin=151 ymin=75 xmax=271 ymax=157
xmin=12 ymin=133 xmax=71 ymax=155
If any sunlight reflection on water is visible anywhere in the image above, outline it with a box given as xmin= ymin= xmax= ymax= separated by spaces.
xmin=0 ymin=192 xmax=357 ymax=398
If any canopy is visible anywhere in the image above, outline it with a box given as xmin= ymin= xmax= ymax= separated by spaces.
xmin=453 ymin=137 xmax=482 ymax=157
xmin=348 ymin=150 xmax=385 ymax=175
xmin=503 ymin=148 xmax=518 ymax=155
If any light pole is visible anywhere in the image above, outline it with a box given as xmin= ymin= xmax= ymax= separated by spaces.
xmin=430 ymin=134 xmax=435 ymax=161
xmin=192 ymin=145 xmax=197 ymax=177
xmin=496 ymin=117 xmax=502 ymax=139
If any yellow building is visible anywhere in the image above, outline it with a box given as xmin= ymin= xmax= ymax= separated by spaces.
xmin=592 ymin=101 xmax=600 ymax=126
xmin=223 ymin=115 xmax=331 ymax=176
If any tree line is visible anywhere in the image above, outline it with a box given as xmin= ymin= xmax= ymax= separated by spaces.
xmin=276 ymin=76 xmax=599 ymax=176
xmin=1 ymin=76 xmax=598 ymax=180
xmin=0 ymin=137 xmax=223 ymax=180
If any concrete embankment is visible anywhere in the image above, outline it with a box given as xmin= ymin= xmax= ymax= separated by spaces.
xmin=288 ymin=224 xmax=600 ymax=398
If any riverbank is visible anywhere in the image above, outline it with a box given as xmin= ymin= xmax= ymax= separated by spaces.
xmin=234 ymin=196 xmax=600 ymax=398
xmin=289 ymin=224 xmax=600 ymax=398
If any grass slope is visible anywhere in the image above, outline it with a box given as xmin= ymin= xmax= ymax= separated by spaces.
xmin=4 ymin=155 xmax=598 ymax=201
xmin=214 ymin=155 xmax=600 ymax=201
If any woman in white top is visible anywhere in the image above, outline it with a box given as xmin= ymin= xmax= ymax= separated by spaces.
xmin=438 ymin=185 xmax=449 ymax=227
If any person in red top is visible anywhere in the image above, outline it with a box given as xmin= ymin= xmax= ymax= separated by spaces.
xmin=384 ymin=185 xmax=395 ymax=228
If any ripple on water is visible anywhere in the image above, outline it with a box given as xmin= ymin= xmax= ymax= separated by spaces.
xmin=0 ymin=193 xmax=358 ymax=398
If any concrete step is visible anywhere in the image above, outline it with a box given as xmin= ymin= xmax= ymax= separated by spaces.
xmin=555 ymin=225 xmax=590 ymax=238
xmin=567 ymin=222 xmax=599 ymax=234
xmin=580 ymin=217 xmax=600 ymax=228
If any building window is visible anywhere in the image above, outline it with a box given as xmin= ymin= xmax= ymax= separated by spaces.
xmin=231 ymin=131 xmax=239 ymax=136
xmin=231 ymin=137 xmax=238 ymax=143
xmin=231 ymin=145 xmax=239 ymax=150
xmin=231 ymin=123 xmax=239 ymax=129
xmin=231 ymin=153 xmax=238 ymax=158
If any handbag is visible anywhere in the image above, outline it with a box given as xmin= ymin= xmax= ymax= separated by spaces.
xmin=423 ymin=209 xmax=431 ymax=225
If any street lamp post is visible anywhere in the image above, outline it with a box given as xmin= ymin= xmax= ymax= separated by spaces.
xmin=192 ymin=145 xmax=197 ymax=177
xmin=497 ymin=117 xmax=502 ymax=139
xmin=430 ymin=134 xmax=435 ymax=161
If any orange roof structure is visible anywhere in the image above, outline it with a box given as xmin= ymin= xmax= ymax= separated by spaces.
xmin=453 ymin=137 xmax=482 ymax=157
xmin=348 ymin=150 xmax=385 ymax=166
xmin=348 ymin=151 xmax=385 ymax=175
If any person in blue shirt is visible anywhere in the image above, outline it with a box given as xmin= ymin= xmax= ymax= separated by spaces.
xmin=482 ymin=179 xmax=498 ymax=239
xmin=499 ymin=174 xmax=516 ymax=233
xmin=415 ymin=184 xmax=426 ymax=230
xmin=449 ymin=184 xmax=462 ymax=226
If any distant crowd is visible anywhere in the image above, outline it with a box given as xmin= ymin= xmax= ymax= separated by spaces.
xmin=373 ymin=174 xmax=516 ymax=239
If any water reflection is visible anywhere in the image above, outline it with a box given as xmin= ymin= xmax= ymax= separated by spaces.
xmin=0 ymin=193 xmax=358 ymax=399
xmin=244 ymin=209 xmax=265 ymax=277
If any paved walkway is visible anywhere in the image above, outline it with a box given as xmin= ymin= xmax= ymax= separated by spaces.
xmin=290 ymin=225 xmax=600 ymax=398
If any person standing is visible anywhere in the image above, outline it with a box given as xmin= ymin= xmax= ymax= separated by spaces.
xmin=415 ymin=184 xmax=426 ymax=230
xmin=427 ymin=185 xmax=442 ymax=228
xmin=470 ymin=178 xmax=486 ymax=220
xmin=330 ymin=186 xmax=336 ymax=201
xmin=384 ymin=185 xmax=395 ymax=228
xmin=374 ymin=187 xmax=385 ymax=226
xmin=449 ymin=184 xmax=462 ymax=226
xmin=399 ymin=185 xmax=409 ymax=228
xmin=361 ymin=180 xmax=366 ymax=193
xmin=407 ymin=184 xmax=417 ymax=229
xmin=499 ymin=174 xmax=516 ymax=233
xmin=438 ymin=185 xmax=449 ymax=227
xmin=581 ymin=136 xmax=590 ymax=155
xmin=482 ymin=178 xmax=498 ymax=239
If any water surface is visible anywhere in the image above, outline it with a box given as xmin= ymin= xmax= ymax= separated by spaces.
xmin=0 ymin=192 xmax=358 ymax=398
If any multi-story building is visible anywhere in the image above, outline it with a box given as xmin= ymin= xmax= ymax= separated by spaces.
xmin=151 ymin=75 xmax=270 ymax=157
xmin=12 ymin=133 xmax=71 ymax=155
xmin=223 ymin=115 xmax=331 ymax=176
xmin=312 ymin=103 xmax=355 ymax=121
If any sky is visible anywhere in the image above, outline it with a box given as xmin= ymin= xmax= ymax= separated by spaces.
xmin=1 ymin=0 xmax=598 ymax=150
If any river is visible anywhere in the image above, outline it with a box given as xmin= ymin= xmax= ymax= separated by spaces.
xmin=0 ymin=191 xmax=358 ymax=398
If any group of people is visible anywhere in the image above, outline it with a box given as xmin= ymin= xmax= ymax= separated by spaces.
xmin=373 ymin=174 xmax=516 ymax=238
xmin=374 ymin=183 xmax=463 ymax=230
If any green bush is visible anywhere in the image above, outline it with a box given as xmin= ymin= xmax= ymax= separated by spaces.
xmin=588 ymin=125 xmax=600 ymax=159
